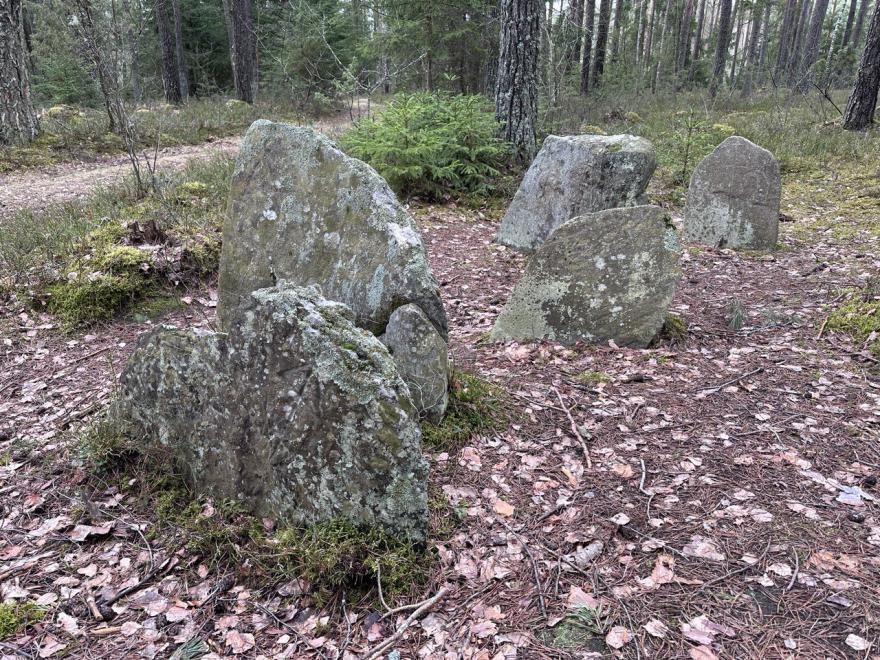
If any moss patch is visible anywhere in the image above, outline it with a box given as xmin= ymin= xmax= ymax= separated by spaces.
xmin=539 ymin=606 xmax=609 ymax=651
xmin=574 ymin=370 xmax=611 ymax=386
xmin=0 ymin=602 xmax=45 ymax=641
xmin=827 ymin=285 xmax=880 ymax=357
xmin=656 ymin=312 xmax=688 ymax=343
xmin=421 ymin=371 xmax=509 ymax=450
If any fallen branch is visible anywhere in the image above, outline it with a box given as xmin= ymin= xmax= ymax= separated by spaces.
xmin=500 ymin=519 xmax=547 ymax=621
xmin=553 ymin=387 xmax=592 ymax=469
xmin=697 ymin=367 xmax=764 ymax=394
xmin=363 ymin=586 xmax=450 ymax=660
xmin=639 ymin=459 xmax=655 ymax=519
xmin=697 ymin=540 xmax=771 ymax=592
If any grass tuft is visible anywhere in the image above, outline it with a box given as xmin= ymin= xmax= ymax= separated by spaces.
xmin=421 ymin=371 xmax=509 ymax=450
xmin=826 ymin=284 xmax=880 ymax=357
xmin=0 ymin=602 xmax=45 ymax=641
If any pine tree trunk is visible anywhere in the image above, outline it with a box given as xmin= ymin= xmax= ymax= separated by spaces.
xmin=741 ymin=0 xmax=762 ymax=95
xmin=690 ymin=0 xmax=707 ymax=79
xmin=0 ymin=0 xmax=39 ymax=145
xmin=852 ymin=0 xmax=871 ymax=45
xmin=568 ymin=0 xmax=585 ymax=64
xmin=580 ymin=0 xmax=596 ymax=92
xmin=788 ymin=0 xmax=813 ymax=82
xmin=729 ymin=0 xmax=744 ymax=85
xmin=842 ymin=0 xmax=858 ymax=45
xmin=155 ymin=0 xmax=182 ymax=103
xmin=120 ymin=0 xmax=142 ymax=102
xmin=710 ymin=0 xmax=733 ymax=95
xmin=797 ymin=0 xmax=830 ymax=88
xmin=675 ymin=0 xmax=694 ymax=72
xmin=496 ymin=0 xmax=540 ymax=162
xmin=843 ymin=0 xmax=880 ymax=128
xmin=225 ymin=0 xmax=258 ymax=103
xmin=592 ymin=0 xmax=612 ymax=82
xmin=172 ymin=0 xmax=188 ymax=100
xmin=611 ymin=0 xmax=625 ymax=58
xmin=775 ymin=0 xmax=798 ymax=77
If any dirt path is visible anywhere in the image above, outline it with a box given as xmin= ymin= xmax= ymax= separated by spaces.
xmin=0 ymin=105 xmax=365 ymax=217
xmin=0 ymin=138 xmax=241 ymax=217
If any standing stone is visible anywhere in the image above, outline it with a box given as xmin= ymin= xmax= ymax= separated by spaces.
xmin=495 ymin=134 xmax=656 ymax=253
xmin=114 ymin=284 xmax=428 ymax=542
xmin=382 ymin=304 xmax=450 ymax=424
xmin=490 ymin=206 xmax=681 ymax=347
xmin=684 ymin=136 xmax=781 ymax=250
xmin=217 ymin=120 xmax=447 ymax=339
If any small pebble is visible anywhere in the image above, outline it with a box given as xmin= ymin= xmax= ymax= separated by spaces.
xmin=848 ymin=511 xmax=866 ymax=524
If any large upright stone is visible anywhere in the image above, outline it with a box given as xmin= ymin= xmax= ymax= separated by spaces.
xmin=382 ymin=304 xmax=450 ymax=424
xmin=490 ymin=206 xmax=681 ymax=348
xmin=684 ymin=136 xmax=781 ymax=250
xmin=496 ymin=134 xmax=656 ymax=253
xmin=114 ymin=284 xmax=428 ymax=542
xmin=217 ymin=120 xmax=447 ymax=339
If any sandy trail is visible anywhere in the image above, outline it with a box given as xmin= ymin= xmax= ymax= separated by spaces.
xmin=0 ymin=138 xmax=241 ymax=217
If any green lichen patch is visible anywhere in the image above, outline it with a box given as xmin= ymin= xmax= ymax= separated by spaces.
xmin=0 ymin=602 xmax=46 ymax=641
xmin=826 ymin=286 xmax=880 ymax=357
xmin=421 ymin=371 xmax=509 ymax=450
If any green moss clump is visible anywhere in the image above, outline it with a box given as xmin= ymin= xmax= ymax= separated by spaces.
xmin=539 ymin=606 xmax=608 ymax=651
xmin=47 ymin=272 xmax=152 ymax=328
xmin=0 ymin=602 xmax=45 ymax=641
xmin=575 ymin=370 xmax=611 ymax=386
xmin=827 ymin=286 xmax=880 ymax=357
xmin=624 ymin=111 xmax=641 ymax=124
xmin=421 ymin=371 xmax=509 ymax=450
xmin=275 ymin=518 xmax=430 ymax=602
xmin=99 ymin=246 xmax=150 ymax=273
xmin=180 ymin=235 xmax=222 ymax=278
xmin=657 ymin=313 xmax=688 ymax=343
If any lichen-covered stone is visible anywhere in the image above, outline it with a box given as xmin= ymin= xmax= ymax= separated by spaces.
xmin=113 ymin=283 xmax=428 ymax=542
xmin=496 ymin=134 xmax=656 ymax=253
xmin=684 ymin=136 xmax=781 ymax=250
xmin=490 ymin=206 xmax=681 ymax=348
xmin=217 ymin=120 xmax=447 ymax=339
xmin=382 ymin=304 xmax=450 ymax=424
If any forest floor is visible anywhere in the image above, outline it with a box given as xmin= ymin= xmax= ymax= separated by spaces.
xmin=1 ymin=121 xmax=879 ymax=659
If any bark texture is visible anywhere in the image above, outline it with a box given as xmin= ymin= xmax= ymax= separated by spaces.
xmin=710 ymin=0 xmax=733 ymax=96
xmin=495 ymin=0 xmax=540 ymax=162
xmin=580 ymin=0 xmax=596 ymax=93
xmin=797 ymin=0 xmax=830 ymax=88
xmin=0 ymin=0 xmax=39 ymax=145
xmin=592 ymin=0 xmax=612 ymax=82
xmin=225 ymin=0 xmax=258 ymax=103
xmin=843 ymin=0 xmax=880 ymax=129
xmin=155 ymin=0 xmax=182 ymax=103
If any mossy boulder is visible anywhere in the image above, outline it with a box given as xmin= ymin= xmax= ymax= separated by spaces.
xmin=217 ymin=120 xmax=447 ymax=340
xmin=491 ymin=205 xmax=681 ymax=347
xmin=495 ymin=134 xmax=656 ymax=253
xmin=113 ymin=283 xmax=429 ymax=542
